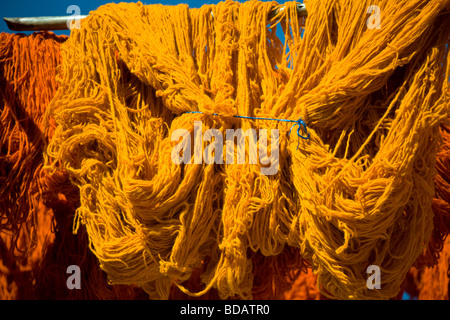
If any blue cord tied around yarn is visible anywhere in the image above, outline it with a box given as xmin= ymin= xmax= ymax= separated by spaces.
xmin=183 ymin=111 xmax=310 ymax=150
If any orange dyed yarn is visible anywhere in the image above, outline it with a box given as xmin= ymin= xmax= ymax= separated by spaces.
xmin=44 ymin=0 xmax=450 ymax=300
xmin=403 ymin=124 xmax=450 ymax=300
xmin=0 ymin=32 xmax=145 ymax=300
xmin=286 ymin=124 xmax=450 ymax=300
xmin=406 ymin=238 xmax=450 ymax=300
xmin=1 ymin=0 xmax=450 ymax=301
xmin=0 ymin=32 xmax=64 ymax=299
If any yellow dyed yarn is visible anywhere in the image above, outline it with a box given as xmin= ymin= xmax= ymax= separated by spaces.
xmin=44 ymin=0 xmax=450 ymax=300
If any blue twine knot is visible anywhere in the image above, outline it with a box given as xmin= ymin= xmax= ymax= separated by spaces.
xmin=287 ymin=118 xmax=310 ymax=150
xmin=182 ymin=111 xmax=310 ymax=150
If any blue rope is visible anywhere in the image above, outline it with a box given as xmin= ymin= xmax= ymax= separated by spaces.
xmin=183 ymin=111 xmax=310 ymax=150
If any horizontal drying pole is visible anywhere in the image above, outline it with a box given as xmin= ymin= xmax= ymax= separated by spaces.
xmin=3 ymin=3 xmax=307 ymax=31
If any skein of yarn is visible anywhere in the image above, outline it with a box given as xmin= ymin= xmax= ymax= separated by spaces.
xmin=44 ymin=0 xmax=450 ymax=300
xmin=0 ymin=31 xmax=146 ymax=300
xmin=1 ymin=0 xmax=449 ymax=301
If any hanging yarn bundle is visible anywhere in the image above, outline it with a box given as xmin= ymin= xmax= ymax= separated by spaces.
xmin=43 ymin=0 xmax=450 ymax=300
xmin=0 ymin=32 xmax=64 ymax=299
xmin=409 ymin=237 xmax=450 ymax=300
xmin=0 ymin=32 xmax=64 ymax=257
xmin=403 ymin=123 xmax=450 ymax=300
xmin=286 ymin=123 xmax=450 ymax=300
xmin=0 ymin=30 xmax=301 ymax=301
xmin=0 ymin=32 xmax=147 ymax=300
